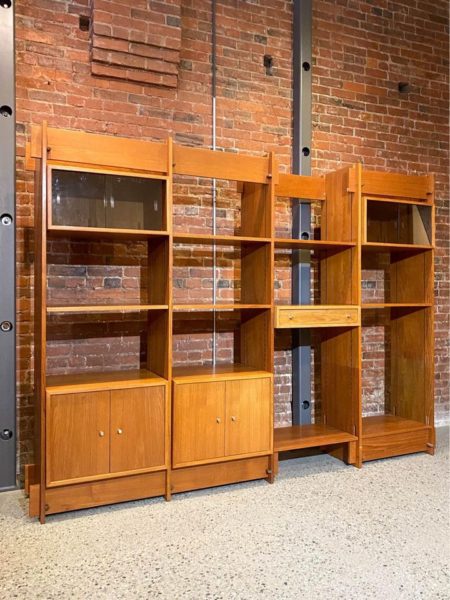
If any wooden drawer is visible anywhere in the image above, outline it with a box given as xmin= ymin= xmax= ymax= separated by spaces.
xmin=275 ymin=306 xmax=360 ymax=329
xmin=362 ymin=428 xmax=431 ymax=462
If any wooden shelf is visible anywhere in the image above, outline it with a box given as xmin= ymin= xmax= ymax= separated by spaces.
xmin=173 ymin=233 xmax=271 ymax=245
xmin=274 ymin=238 xmax=355 ymax=251
xmin=47 ymin=304 xmax=168 ymax=314
xmin=362 ymin=415 xmax=431 ymax=438
xmin=362 ymin=242 xmax=433 ymax=253
xmin=173 ymin=304 xmax=271 ymax=311
xmin=46 ymin=369 xmax=167 ymax=392
xmin=274 ymin=424 xmax=357 ymax=452
xmin=47 ymin=226 xmax=169 ymax=240
xmin=362 ymin=303 xmax=431 ymax=309
xmin=172 ymin=363 xmax=272 ymax=384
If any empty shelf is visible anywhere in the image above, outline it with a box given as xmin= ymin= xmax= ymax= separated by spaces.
xmin=362 ymin=303 xmax=431 ymax=309
xmin=173 ymin=304 xmax=271 ymax=311
xmin=362 ymin=415 xmax=431 ymax=438
xmin=274 ymin=238 xmax=355 ymax=250
xmin=173 ymin=233 xmax=271 ymax=245
xmin=362 ymin=242 xmax=433 ymax=253
xmin=274 ymin=424 xmax=357 ymax=452
xmin=172 ymin=363 xmax=271 ymax=383
xmin=47 ymin=304 xmax=168 ymax=313
xmin=46 ymin=369 xmax=167 ymax=392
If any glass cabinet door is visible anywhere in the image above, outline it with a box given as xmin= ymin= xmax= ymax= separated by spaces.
xmin=366 ymin=200 xmax=432 ymax=245
xmin=104 ymin=176 xmax=164 ymax=231
xmin=50 ymin=169 xmax=165 ymax=232
xmin=51 ymin=170 xmax=106 ymax=228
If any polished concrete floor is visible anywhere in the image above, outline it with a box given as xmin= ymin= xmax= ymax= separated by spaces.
xmin=1 ymin=428 xmax=449 ymax=600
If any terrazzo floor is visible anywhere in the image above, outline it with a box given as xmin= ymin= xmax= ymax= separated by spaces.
xmin=1 ymin=428 xmax=449 ymax=600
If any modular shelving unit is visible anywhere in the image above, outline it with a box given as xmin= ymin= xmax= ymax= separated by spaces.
xmin=25 ymin=126 xmax=435 ymax=521
xmin=359 ymin=168 xmax=435 ymax=461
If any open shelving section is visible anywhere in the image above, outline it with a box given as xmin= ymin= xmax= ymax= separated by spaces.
xmin=25 ymin=125 xmax=435 ymax=521
xmin=272 ymin=166 xmax=361 ymax=469
xmin=360 ymin=168 xmax=435 ymax=461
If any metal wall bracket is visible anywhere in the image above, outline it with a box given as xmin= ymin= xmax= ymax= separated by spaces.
xmin=0 ymin=0 xmax=17 ymax=490
xmin=292 ymin=0 xmax=312 ymax=425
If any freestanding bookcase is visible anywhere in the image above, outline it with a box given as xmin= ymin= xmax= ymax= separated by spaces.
xmin=25 ymin=125 xmax=435 ymax=522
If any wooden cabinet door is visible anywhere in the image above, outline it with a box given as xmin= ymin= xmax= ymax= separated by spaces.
xmin=110 ymin=386 xmax=166 ymax=474
xmin=173 ymin=381 xmax=226 ymax=467
xmin=46 ymin=391 xmax=110 ymax=485
xmin=225 ymin=377 xmax=271 ymax=457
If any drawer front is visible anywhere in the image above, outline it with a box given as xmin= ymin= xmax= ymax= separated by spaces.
xmin=362 ymin=429 xmax=431 ymax=462
xmin=275 ymin=306 xmax=360 ymax=329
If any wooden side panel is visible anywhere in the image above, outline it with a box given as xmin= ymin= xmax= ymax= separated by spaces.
xmin=29 ymin=485 xmax=40 ymax=518
xmin=322 ymin=166 xmax=359 ymax=306
xmin=241 ymin=182 xmax=271 ymax=237
xmin=225 ymin=377 xmax=272 ymax=456
xmin=275 ymin=173 xmax=326 ymax=200
xmin=171 ymin=456 xmax=270 ymax=494
xmin=110 ymin=386 xmax=166 ymax=473
xmin=24 ymin=464 xmax=37 ymax=496
xmin=320 ymin=248 xmax=358 ymax=305
xmin=37 ymin=124 xmax=49 ymax=522
xmin=321 ymin=327 xmax=359 ymax=436
xmin=241 ymin=243 xmax=271 ymax=304
xmin=361 ymin=170 xmax=433 ymax=201
xmin=147 ymin=310 xmax=170 ymax=379
xmin=31 ymin=125 xmax=168 ymax=173
xmin=172 ymin=381 xmax=226 ymax=467
xmin=323 ymin=167 xmax=355 ymax=242
xmin=391 ymin=309 xmax=430 ymax=423
xmin=173 ymin=145 xmax=270 ymax=183
xmin=46 ymin=391 xmax=110 ymax=486
xmin=390 ymin=251 xmax=432 ymax=304
xmin=148 ymin=237 xmax=170 ymax=304
xmin=34 ymin=160 xmax=45 ymax=498
xmin=240 ymin=309 xmax=272 ymax=372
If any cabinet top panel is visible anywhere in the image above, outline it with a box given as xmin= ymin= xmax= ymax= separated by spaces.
xmin=47 ymin=369 xmax=167 ymax=394
xmin=172 ymin=363 xmax=272 ymax=384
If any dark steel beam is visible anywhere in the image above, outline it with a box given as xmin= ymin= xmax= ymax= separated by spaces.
xmin=292 ymin=0 xmax=312 ymax=425
xmin=0 ymin=0 xmax=17 ymax=490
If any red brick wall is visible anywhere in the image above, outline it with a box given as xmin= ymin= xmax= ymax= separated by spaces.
xmin=15 ymin=0 xmax=448 ymax=472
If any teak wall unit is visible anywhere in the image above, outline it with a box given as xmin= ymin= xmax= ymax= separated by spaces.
xmin=25 ymin=125 xmax=435 ymax=522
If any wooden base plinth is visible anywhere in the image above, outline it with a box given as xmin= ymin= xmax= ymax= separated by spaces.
xmin=362 ymin=415 xmax=433 ymax=462
xmin=29 ymin=457 xmax=272 ymax=520
xmin=171 ymin=456 xmax=271 ymax=494
xmin=29 ymin=470 xmax=167 ymax=519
